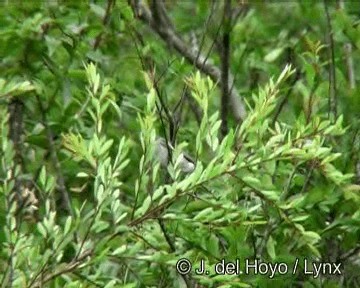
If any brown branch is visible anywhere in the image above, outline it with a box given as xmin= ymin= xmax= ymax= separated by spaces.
xmin=129 ymin=0 xmax=247 ymax=122
xmin=30 ymin=249 xmax=92 ymax=288
xmin=36 ymin=95 xmax=73 ymax=215
xmin=299 ymin=161 xmax=316 ymax=194
xmin=130 ymin=31 xmax=175 ymax=143
xmin=6 ymin=97 xmax=26 ymax=288
xmin=128 ymin=31 xmax=176 ymax=221
xmin=324 ymin=1 xmax=337 ymax=122
xmin=193 ymin=0 xmax=217 ymax=66
xmin=8 ymin=99 xmax=24 ymax=166
xmin=220 ymin=0 xmax=231 ymax=137
xmin=8 ymin=98 xmax=24 ymax=196
xmin=231 ymin=4 xmax=249 ymax=30
xmin=93 ymin=0 xmax=115 ymax=50
xmin=340 ymin=244 xmax=360 ymax=262
xmin=172 ymin=86 xmax=187 ymax=135
xmin=150 ymin=0 xmax=173 ymax=30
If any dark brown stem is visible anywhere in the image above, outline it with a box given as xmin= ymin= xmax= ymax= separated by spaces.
xmin=36 ymin=95 xmax=73 ymax=215
xmin=29 ymin=249 xmax=92 ymax=288
xmin=324 ymin=1 xmax=337 ymax=122
xmin=6 ymin=97 xmax=26 ymax=288
xmin=340 ymin=244 xmax=360 ymax=262
xmin=8 ymin=98 xmax=24 ymax=194
xmin=193 ymin=0 xmax=217 ymax=66
xmin=220 ymin=0 xmax=231 ymax=138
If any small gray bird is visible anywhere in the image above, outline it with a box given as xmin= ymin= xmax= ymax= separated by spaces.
xmin=155 ymin=137 xmax=195 ymax=173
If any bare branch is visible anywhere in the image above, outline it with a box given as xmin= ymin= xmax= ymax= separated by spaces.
xmin=8 ymin=98 xmax=24 ymax=196
xmin=220 ymin=0 xmax=231 ymax=137
xmin=340 ymin=244 xmax=360 ymax=262
xmin=36 ymin=95 xmax=73 ymax=215
xmin=324 ymin=2 xmax=337 ymax=122
xmin=272 ymin=70 xmax=301 ymax=125
xmin=30 ymin=249 xmax=92 ymax=288
xmin=193 ymin=0 xmax=217 ymax=66
xmin=129 ymin=0 xmax=247 ymax=122
xmin=93 ymin=0 xmax=115 ymax=50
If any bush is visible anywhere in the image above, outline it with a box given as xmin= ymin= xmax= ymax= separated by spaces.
xmin=1 ymin=2 xmax=359 ymax=287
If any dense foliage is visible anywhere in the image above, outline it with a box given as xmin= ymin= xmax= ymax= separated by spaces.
xmin=0 ymin=1 xmax=360 ymax=287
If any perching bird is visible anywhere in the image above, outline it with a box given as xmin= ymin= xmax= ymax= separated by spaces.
xmin=155 ymin=137 xmax=195 ymax=173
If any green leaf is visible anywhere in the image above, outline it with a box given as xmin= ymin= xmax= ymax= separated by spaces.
xmin=0 ymin=79 xmax=35 ymax=98
xmin=266 ymin=236 xmax=276 ymax=260
xmin=64 ymin=216 xmax=72 ymax=235
xmin=39 ymin=166 xmax=46 ymax=188
xmin=111 ymin=245 xmax=127 ymax=256
xmin=135 ymin=196 xmax=151 ymax=218
xmin=37 ymin=222 xmax=47 ymax=238
xmin=264 ymin=47 xmax=284 ymax=62
xmin=302 ymin=231 xmax=321 ymax=245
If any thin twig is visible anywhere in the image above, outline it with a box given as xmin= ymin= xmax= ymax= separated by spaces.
xmin=93 ymin=0 xmax=115 ymax=50
xmin=30 ymin=249 xmax=92 ymax=288
xmin=193 ymin=0 xmax=217 ymax=66
xmin=129 ymin=0 xmax=247 ymax=122
xmin=340 ymin=244 xmax=360 ymax=262
xmin=299 ymin=161 xmax=316 ymax=195
xmin=8 ymin=98 xmax=24 ymax=173
xmin=272 ymin=70 xmax=301 ymax=125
